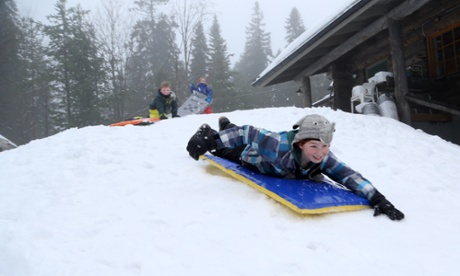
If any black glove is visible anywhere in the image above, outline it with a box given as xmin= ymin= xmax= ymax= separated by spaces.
xmin=186 ymin=124 xmax=219 ymax=160
xmin=186 ymin=136 xmax=208 ymax=160
xmin=371 ymin=191 xmax=405 ymax=221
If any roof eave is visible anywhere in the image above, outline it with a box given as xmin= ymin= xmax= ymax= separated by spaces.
xmin=252 ymin=0 xmax=370 ymax=87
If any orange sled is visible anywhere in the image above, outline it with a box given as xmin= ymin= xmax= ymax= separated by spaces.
xmin=110 ymin=117 xmax=160 ymax=126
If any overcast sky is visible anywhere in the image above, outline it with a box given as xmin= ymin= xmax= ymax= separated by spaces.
xmin=15 ymin=0 xmax=341 ymax=64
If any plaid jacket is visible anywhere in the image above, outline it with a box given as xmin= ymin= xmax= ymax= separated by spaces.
xmin=218 ymin=125 xmax=377 ymax=200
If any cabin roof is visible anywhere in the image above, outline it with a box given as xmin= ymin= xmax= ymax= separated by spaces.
xmin=253 ymin=0 xmax=410 ymax=87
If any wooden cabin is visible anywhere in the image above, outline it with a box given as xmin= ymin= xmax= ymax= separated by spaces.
xmin=253 ymin=0 xmax=460 ymax=145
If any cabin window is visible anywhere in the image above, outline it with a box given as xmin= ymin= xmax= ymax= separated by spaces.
xmin=428 ymin=24 xmax=460 ymax=78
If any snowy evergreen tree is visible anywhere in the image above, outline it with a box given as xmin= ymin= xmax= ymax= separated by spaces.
xmin=153 ymin=14 xmax=180 ymax=87
xmin=233 ymin=1 xmax=272 ymax=109
xmin=44 ymin=0 xmax=106 ymax=129
xmin=207 ymin=15 xmax=234 ymax=112
xmin=235 ymin=1 xmax=272 ymax=81
xmin=0 ymin=0 xmax=21 ymax=143
xmin=284 ymin=7 xmax=306 ymax=45
xmin=189 ymin=21 xmax=208 ymax=82
xmin=16 ymin=17 xmax=52 ymax=141
xmin=127 ymin=0 xmax=181 ymax=115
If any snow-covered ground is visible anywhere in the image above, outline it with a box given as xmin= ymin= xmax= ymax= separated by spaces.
xmin=1 ymin=107 xmax=459 ymax=276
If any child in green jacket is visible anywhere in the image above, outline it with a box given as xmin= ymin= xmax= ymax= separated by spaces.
xmin=149 ymin=81 xmax=179 ymax=120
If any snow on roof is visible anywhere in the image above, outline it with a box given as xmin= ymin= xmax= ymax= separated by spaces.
xmin=0 ymin=134 xmax=17 ymax=151
xmin=255 ymin=0 xmax=360 ymax=83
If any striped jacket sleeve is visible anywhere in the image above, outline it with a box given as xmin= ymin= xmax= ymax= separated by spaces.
xmin=320 ymin=151 xmax=377 ymax=200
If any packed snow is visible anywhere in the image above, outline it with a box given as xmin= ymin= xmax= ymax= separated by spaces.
xmin=1 ymin=106 xmax=459 ymax=276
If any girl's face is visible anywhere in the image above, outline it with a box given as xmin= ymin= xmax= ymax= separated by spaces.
xmin=160 ymin=86 xmax=171 ymax=95
xmin=298 ymin=140 xmax=330 ymax=163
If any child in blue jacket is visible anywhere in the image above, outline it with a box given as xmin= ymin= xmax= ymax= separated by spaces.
xmin=190 ymin=76 xmax=213 ymax=114
xmin=186 ymin=114 xmax=405 ymax=221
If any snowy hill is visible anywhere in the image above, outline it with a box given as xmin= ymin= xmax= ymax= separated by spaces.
xmin=1 ymin=107 xmax=459 ymax=276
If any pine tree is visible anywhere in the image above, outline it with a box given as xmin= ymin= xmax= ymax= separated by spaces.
xmin=126 ymin=13 xmax=156 ymax=114
xmin=127 ymin=0 xmax=181 ymax=115
xmin=44 ymin=0 xmax=106 ymax=129
xmin=234 ymin=1 xmax=272 ymax=84
xmin=207 ymin=15 xmax=234 ymax=112
xmin=0 ymin=0 xmax=21 ymax=143
xmin=284 ymin=7 xmax=306 ymax=45
xmin=16 ymin=16 xmax=52 ymax=141
xmin=154 ymin=14 xmax=180 ymax=87
xmin=233 ymin=1 xmax=272 ymax=109
xmin=189 ymin=21 xmax=208 ymax=82
xmin=70 ymin=7 xmax=107 ymax=127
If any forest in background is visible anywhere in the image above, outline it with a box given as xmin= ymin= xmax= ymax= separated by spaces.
xmin=0 ymin=0 xmax=328 ymax=145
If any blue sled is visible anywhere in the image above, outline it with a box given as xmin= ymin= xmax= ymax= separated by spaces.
xmin=203 ymin=154 xmax=370 ymax=214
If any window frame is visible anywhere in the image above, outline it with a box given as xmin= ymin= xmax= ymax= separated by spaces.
xmin=427 ymin=22 xmax=460 ymax=78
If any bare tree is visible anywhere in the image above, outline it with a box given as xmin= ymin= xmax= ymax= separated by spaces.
xmin=94 ymin=0 xmax=134 ymax=121
xmin=171 ymin=0 xmax=212 ymax=82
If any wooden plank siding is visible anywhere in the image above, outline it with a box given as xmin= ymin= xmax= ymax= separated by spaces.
xmin=324 ymin=0 xmax=460 ymax=119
